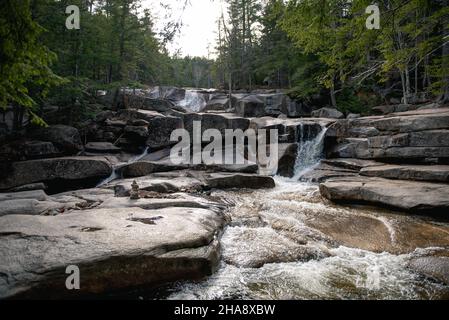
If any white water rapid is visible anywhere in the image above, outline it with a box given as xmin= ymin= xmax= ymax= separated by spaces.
xmin=178 ymin=90 xmax=207 ymax=112
xmin=158 ymin=124 xmax=449 ymax=300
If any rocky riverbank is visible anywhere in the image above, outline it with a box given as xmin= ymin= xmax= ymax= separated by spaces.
xmin=1 ymin=87 xmax=448 ymax=299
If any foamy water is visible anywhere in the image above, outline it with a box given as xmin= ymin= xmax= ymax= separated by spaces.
xmin=166 ymin=178 xmax=449 ymax=300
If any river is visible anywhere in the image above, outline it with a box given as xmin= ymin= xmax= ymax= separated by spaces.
xmin=162 ymin=123 xmax=449 ymax=300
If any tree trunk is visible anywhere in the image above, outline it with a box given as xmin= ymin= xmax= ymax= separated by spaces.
xmin=228 ymin=72 xmax=232 ymax=110
xmin=442 ymin=19 xmax=449 ymax=102
xmin=12 ymin=104 xmax=24 ymax=132
xmin=400 ymin=71 xmax=408 ymax=104
xmin=330 ymin=83 xmax=337 ymax=108
xmin=405 ymin=65 xmax=411 ymax=99
xmin=117 ymin=0 xmax=130 ymax=81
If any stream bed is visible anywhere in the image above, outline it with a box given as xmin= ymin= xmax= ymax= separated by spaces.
xmin=161 ymin=178 xmax=449 ymax=300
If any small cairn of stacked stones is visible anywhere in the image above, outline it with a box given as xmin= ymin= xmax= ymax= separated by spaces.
xmin=130 ymin=180 xmax=140 ymax=200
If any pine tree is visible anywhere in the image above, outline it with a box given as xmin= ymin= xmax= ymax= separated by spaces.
xmin=0 ymin=0 xmax=62 ymax=129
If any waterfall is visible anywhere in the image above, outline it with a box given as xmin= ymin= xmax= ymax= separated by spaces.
xmin=178 ymin=90 xmax=207 ymax=112
xmin=96 ymin=147 xmax=149 ymax=187
xmin=292 ymin=124 xmax=328 ymax=180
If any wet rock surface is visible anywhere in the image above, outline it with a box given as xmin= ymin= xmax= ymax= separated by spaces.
xmin=222 ymin=226 xmax=329 ymax=268
xmin=408 ymin=248 xmax=449 ymax=285
xmin=167 ymin=179 xmax=449 ymax=300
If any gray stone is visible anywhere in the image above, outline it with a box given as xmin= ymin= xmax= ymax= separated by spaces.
xmin=95 ymin=111 xmax=115 ymax=123
xmin=408 ymin=130 xmax=449 ymax=147
xmin=122 ymin=160 xmax=188 ymax=177
xmin=235 ymin=95 xmax=266 ymax=117
xmin=204 ymin=173 xmax=275 ymax=189
xmin=124 ymin=126 xmax=149 ymax=140
xmin=280 ymin=99 xmax=311 ymax=118
xmin=276 ymin=143 xmax=298 ymax=178
xmin=0 ymin=199 xmax=63 ymax=216
xmin=203 ymin=95 xmax=236 ymax=112
xmin=0 ymin=140 xmax=61 ymax=161
xmin=107 ymin=174 xmax=204 ymax=194
xmin=104 ymin=119 xmax=127 ymax=127
xmin=0 ymin=190 xmax=48 ymax=202
xmin=347 ymin=113 xmax=361 ymax=119
xmin=182 ymin=113 xmax=250 ymax=138
xmin=142 ymin=98 xmax=176 ymax=112
xmin=321 ymin=158 xmax=382 ymax=171
xmin=85 ymin=142 xmax=121 ymax=154
xmin=298 ymin=163 xmax=359 ymax=183
xmin=257 ymin=93 xmax=287 ymax=116
xmin=328 ymin=138 xmax=371 ymax=158
xmin=360 ymin=164 xmax=449 ymax=182
xmin=147 ymin=116 xmax=183 ymax=149
xmin=319 ymin=177 xmax=449 ymax=213
xmin=409 ymin=251 xmax=449 ymax=285
xmin=131 ymin=119 xmax=150 ymax=126
xmin=117 ymin=109 xmax=163 ymax=123
xmin=372 ymin=104 xmax=418 ymax=115
xmin=0 ymin=157 xmax=113 ymax=190
xmin=311 ymin=107 xmax=344 ymax=119
xmin=9 ymin=183 xmax=47 ymax=192
xmin=0 ymin=206 xmax=225 ymax=298
xmin=34 ymin=125 xmax=82 ymax=153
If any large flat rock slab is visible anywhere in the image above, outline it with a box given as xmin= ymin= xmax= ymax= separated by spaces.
xmin=0 ymin=206 xmax=225 ymax=299
xmin=106 ymin=173 xmax=204 ymax=194
xmin=321 ymin=158 xmax=382 ymax=171
xmin=319 ymin=177 xmax=449 ymax=213
xmin=360 ymin=164 xmax=449 ymax=182
xmin=121 ymin=159 xmax=258 ymax=178
xmin=203 ymin=172 xmax=275 ymax=189
xmin=85 ymin=142 xmax=121 ymax=154
xmin=0 ymin=157 xmax=113 ymax=191
xmin=106 ymin=170 xmax=275 ymax=195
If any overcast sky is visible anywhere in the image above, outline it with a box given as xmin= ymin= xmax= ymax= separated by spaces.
xmin=142 ymin=0 xmax=227 ymax=58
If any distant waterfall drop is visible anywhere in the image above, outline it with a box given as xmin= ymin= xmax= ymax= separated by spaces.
xmin=178 ymin=90 xmax=207 ymax=112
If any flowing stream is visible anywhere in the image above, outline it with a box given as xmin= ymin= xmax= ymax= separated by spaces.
xmin=293 ymin=123 xmax=328 ymax=180
xmin=160 ymin=125 xmax=449 ymax=300
xmin=96 ymin=147 xmax=150 ymax=187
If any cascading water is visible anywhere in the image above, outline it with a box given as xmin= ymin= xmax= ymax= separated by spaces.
xmin=178 ymin=90 xmax=207 ymax=112
xmin=162 ymin=180 xmax=449 ymax=300
xmin=96 ymin=147 xmax=149 ymax=187
xmin=292 ymin=123 xmax=328 ymax=180
xmin=150 ymin=119 xmax=449 ymax=300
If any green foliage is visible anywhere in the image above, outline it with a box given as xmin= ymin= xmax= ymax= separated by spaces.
xmin=429 ymin=55 xmax=449 ymax=96
xmin=0 ymin=0 xmax=63 ymax=125
xmin=2 ymin=0 xmax=448 ymax=132
xmin=287 ymin=56 xmax=324 ymax=99
xmin=336 ymin=88 xmax=372 ymax=115
xmin=278 ymin=0 xmax=449 ymax=106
